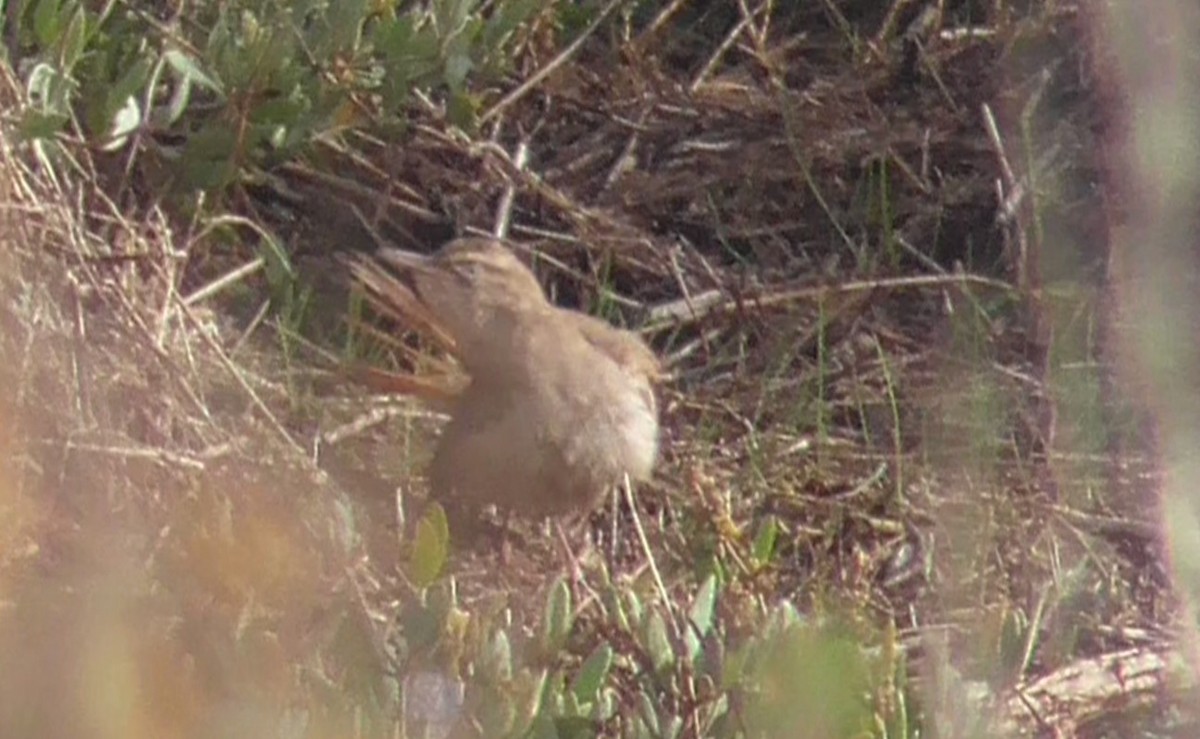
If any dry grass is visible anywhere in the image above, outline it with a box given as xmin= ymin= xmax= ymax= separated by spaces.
xmin=0 ymin=1 xmax=1191 ymax=736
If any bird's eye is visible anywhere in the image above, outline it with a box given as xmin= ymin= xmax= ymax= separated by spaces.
xmin=449 ymin=259 xmax=482 ymax=284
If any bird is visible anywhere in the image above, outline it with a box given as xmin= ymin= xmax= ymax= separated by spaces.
xmin=349 ymin=237 xmax=661 ymax=524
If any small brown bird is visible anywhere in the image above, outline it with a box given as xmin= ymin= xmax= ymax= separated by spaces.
xmin=351 ymin=237 xmax=660 ymax=522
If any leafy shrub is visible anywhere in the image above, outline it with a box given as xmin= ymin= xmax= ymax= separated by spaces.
xmin=10 ymin=0 xmax=543 ymax=189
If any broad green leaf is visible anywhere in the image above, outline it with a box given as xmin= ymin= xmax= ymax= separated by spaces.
xmin=595 ymin=687 xmax=614 ymax=721
xmin=603 ymin=586 xmax=629 ymax=632
xmin=663 ymin=716 xmax=683 ymax=739
xmin=689 ymin=575 xmax=718 ymax=637
xmin=164 ymin=48 xmax=223 ymax=95
xmin=685 ymin=574 xmax=718 ymax=661
xmin=562 ymin=686 xmax=582 ymax=716
xmin=637 ymin=691 xmax=659 ymax=734
xmin=374 ymin=16 xmax=441 ymax=99
xmin=324 ymin=0 xmax=369 ymax=54
xmin=570 ymin=643 xmax=612 ymax=705
xmin=443 ymin=48 xmax=472 ymax=91
xmin=26 ymin=62 xmax=74 ymax=114
xmin=409 ymin=503 xmax=449 ymax=587
xmin=177 ymin=158 xmax=236 ymax=193
xmin=751 ymin=515 xmax=778 ymax=566
xmin=32 ymin=0 xmax=65 ymax=48
xmin=541 ymin=577 xmax=572 ymax=653
xmin=101 ymin=94 xmax=140 ymax=151
xmin=159 ymin=72 xmax=192 ymax=130
xmin=631 ymin=715 xmax=653 ymax=739
xmin=511 ymin=668 xmax=548 ymax=736
xmin=178 ymin=123 xmax=238 ymax=189
xmin=18 ymin=110 xmax=69 ymax=140
xmin=59 ymin=6 xmax=87 ymax=70
xmin=624 ymin=589 xmax=643 ymax=626
xmin=372 ymin=14 xmax=416 ymax=59
xmin=433 ymin=0 xmax=477 ymax=38
xmin=445 ymin=90 xmax=478 ymax=129
xmin=479 ymin=629 xmax=512 ymax=683
xmin=250 ymin=93 xmax=309 ymax=126
xmin=477 ymin=684 xmax=517 ymax=735
xmin=257 ymin=228 xmax=294 ymax=302
xmin=644 ymin=610 xmax=674 ymax=673
xmin=108 ymin=56 xmax=154 ymax=120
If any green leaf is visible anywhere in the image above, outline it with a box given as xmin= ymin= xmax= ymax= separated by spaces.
xmin=409 ymin=504 xmax=450 ymax=588
xmin=17 ymin=110 xmax=69 ymax=140
xmin=570 ymin=644 xmax=612 ymax=706
xmin=602 ymin=586 xmax=629 ymax=632
xmin=158 ymin=73 xmax=192 ymax=130
xmin=594 ymin=686 xmax=614 ymax=721
xmin=26 ymin=61 xmax=75 ymax=115
xmin=373 ymin=15 xmax=441 ymax=104
xmin=443 ymin=47 xmax=473 ymax=92
xmin=662 ymin=716 xmax=683 ymax=739
xmin=751 ymin=515 xmax=779 ymax=566
xmin=510 ymin=668 xmax=549 ymax=736
xmin=163 ymin=48 xmax=224 ymax=95
xmin=58 ymin=6 xmax=87 ymax=70
xmin=433 ymin=0 xmax=477 ymax=38
xmin=101 ymin=94 xmax=140 ymax=151
xmin=178 ymin=123 xmax=239 ymax=189
xmin=643 ymin=610 xmax=674 ymax=673
xmin=631 ymin=715 xmax=652 ymax=739
xmin=624 ymin=589 xmax=643 ymax=626
xmin=108 ymin=56 xmax=154 ymax=118
xmin=562 ymin=684 xmax=582 ymax=716
xmin=249 ymin=94 xmax=308 ymax=126
xmin=324 ymin=0 xmax=369 ymax=54
xmin=685 ymin=574 xmax=718 ymax=661
xmin=689 ymin=575 xmax=718 ymax=637
xmin=477 ymin=684 xmax=517 ymax=735
xmin=258 ymin=229 xmax=294 ymax=301
xmin=479 ymin=629 xmax=512 ymax=683
xmin=637 ymin=691 xmax=659 ymax=734
xmin=32 ymin=0 xmax=65 ymax=48
xmin=445 ymin=90 xmax=478 ymax=130
xmin=541 ymin=577 xmax=573 ymax=653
